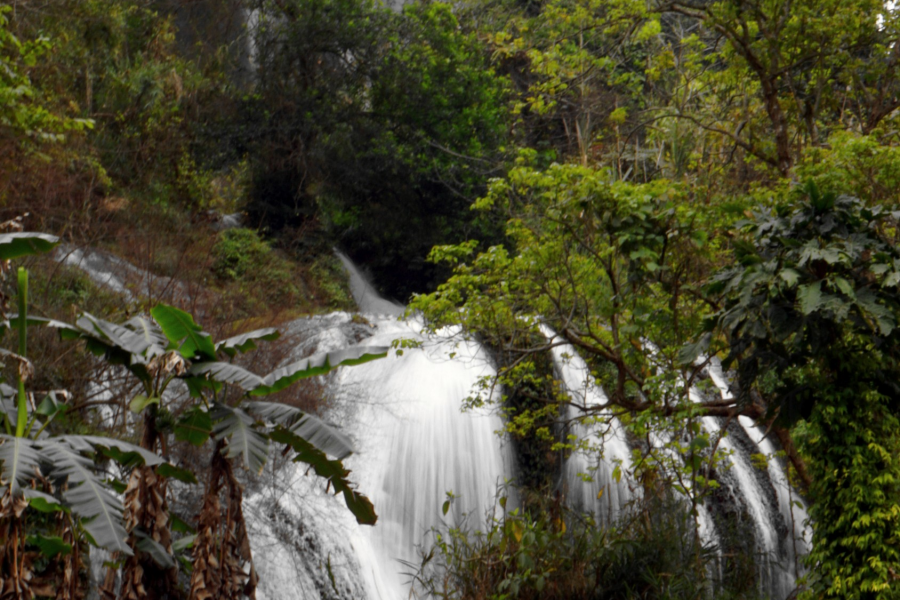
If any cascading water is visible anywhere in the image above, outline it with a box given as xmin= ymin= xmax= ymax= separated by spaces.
xmin=61 ymin=244 xmax=811 ymax=599
xmin=541 ymin=327 xmax=635 ymax=524
xmin=248 ymin=262 xmax=514 ymax=600
xmin=544 ymin=326 xmax=809 ymax=598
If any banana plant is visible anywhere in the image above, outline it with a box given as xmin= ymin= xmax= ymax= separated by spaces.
xmin=0 ymin=233 xmax=165 ymax=598
xmin=55 ymin=301 xmax=386 ymax=599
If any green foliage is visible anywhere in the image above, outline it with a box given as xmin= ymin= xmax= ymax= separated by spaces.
xmin=210 ymin=228 xmax=300 ymax=310
xmin=413 ymin=493 xmax=718 ymax=600
xmin=0 ymin=7 xmax=91 ymax=143
xmin=710 ymin=185 xmax=900 ymax=599
xmin=212 ymin=228 xmax=274 ymax=281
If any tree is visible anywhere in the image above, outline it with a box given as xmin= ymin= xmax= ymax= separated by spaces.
xmin=62 ymin=304 xmax=385 ymax=599
xmin=0 ymin=230 xmax=387 ymax=598
xmin=709 ymin=184 xmax=900 ymax=599
xmin=0 ymin=232 xmax=162 ymax=598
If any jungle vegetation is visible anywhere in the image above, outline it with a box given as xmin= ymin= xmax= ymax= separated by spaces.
xmin=1 ymin=0 xmax=900 ymax=598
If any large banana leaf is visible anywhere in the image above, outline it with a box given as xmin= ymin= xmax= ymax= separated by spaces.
xmin=0 ymin=232 xmax=59 ymax=260
xmin=61 ymin=435 xmax=164 ymax=468
xmin=150 ymin=304 xmax=216 ymax=360
xmin=2 ymin=314 xmax=79 ymax=338
xmin=251 ymin=346 xmax=388 ymax=396
xmin=77 ymin=313 xmax=159 ymax=359
xmin=0 ymin=435 xmax=41 ymax=495
xmin=187 ymin=362 xmax=265 ymax=392
xmin=216 ymin=327 xmax=280 ymax=358
xmin=245 ymin=401 xmax=354 ymax=459
xmin=40 ymin=439 xmax=131 ymax=555
xmin=211 ymin=403 xmax=269 ymax=474
xmin=269 ymin=427 xmax=377 ymax=525
xmin=122 ymin=316 xmax=169 ymax=359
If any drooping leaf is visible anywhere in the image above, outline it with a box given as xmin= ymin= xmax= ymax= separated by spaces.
xmin=216 ymin=328 xmax=280 ymax=358
xmin=211 ymin=403 xmax=269 ymax=474
xmin=135 ymin=530 xmax=175 ymax=569
xmin=253 ymin=346 xmax=388 ymax=396
xmin=149 ymin=304 xmax=216 ymax=360
xmin=122 ymin=316 xmax=169 ymax=359
xmin=246 ymin=401 xmax=354 ymax=459
xmin=175 ymin=408 xmax=212 ymax=446
xmin=677 ymin=332 xmax=711 ymax=367
xmin=2 ymin=314 xmax=79 ymax=339
xmin=66 ymin=435 xmax=164 ymax=468
xmin=39 ymin=438 xmax=131 ymax=555
xmin=76 ymin=313 xmax=158 ymax=358
xmin=187 ymin=362 xmax=265 ymax=392
xmin=172 ymin=533 xmax=197 ymax=552
xmin=270 ymin=427 xmax=376 ymax=525
xmin=157 ymin=463 xmax=198 ymax=484
xmin=25 ymin=489 xmax=68 ymax=513
xmin=0 ymin=435 xmax=41 ymax=495
xmin=0 ymin=232 xmax=59 ymax=260
xmin=27 ymin=534 xmax=72 ymax=558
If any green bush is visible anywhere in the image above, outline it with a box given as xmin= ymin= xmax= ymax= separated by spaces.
xmin=211 ymin=228 xmax=273 ymax=281
xmin=412 ymin=492 xmax=725 ymax=600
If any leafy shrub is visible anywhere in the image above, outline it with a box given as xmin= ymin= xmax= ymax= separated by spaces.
xmin=412 ymin=492 xmax=725 ymax=600
xmin=212 ymin=228 xmax=273 ymax=281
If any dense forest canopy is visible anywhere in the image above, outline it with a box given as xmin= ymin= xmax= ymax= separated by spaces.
xmin=1 ymin=0 xmax=900 ymax=598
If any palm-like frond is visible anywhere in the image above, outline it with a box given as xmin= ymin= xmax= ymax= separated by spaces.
xmin=0 ymin=435 xmax=41 ymax=495
xmin=40 ymin=439 xmax=131 ymax=554
xmin=246 ymin=401 xmax=354 ymax=459
xmin=252 ymin=346 xmax=388 ymax=396
xmin=216 ymin=328 xmax=280 ymax=358
xmin=211 ymin=403 xmax=269 ymax=474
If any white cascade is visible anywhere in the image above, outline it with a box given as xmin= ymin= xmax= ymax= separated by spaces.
xmin=249 ymin=265 xmax=513 ymax=600
xmin=541 ymin=327 xmax=635 ymax=523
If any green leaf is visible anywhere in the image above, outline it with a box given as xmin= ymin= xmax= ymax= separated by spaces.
xmin=216 ymin=328 xmax=280 ymax=358
xmin=135 ymin=531 xmax=175 ymax=569
xmin=172 ymin=533 xmax=197 ymax=553
xmin=211 ymin=403 xmax=269 ymax=474
xmin=797 ymin=281 xmax=823 ymax=315
xmin=0 ymin=435 xmax=41 ymax=495
xmin=27 ymin=534 xmax=72 ymax=558
xmin=157 ymin=463 xmax=198 ymax=484
xmin=36 ymin=392 xmax=68 ymax=418
xmin=39 ymin=438 xmax=131 ymax=555
xmin=779 ymin=269 xmax=800 ymax=287
xmin=834 ymin=277 xmax=856 ymax=299
xmin=25 ymin=489 xmax=68 ymax=513
xmin=2 ymin=314 xmax=79 ymax=339
xmin=171 ymin=514 xmax=195 ymax=534
xmin=0 ymin=232 xmax=58 ymax=260
xmin=677 ymin=332 xmax=711 ymax=366
xmin=270 ymin=427 xmax=377 ymax=525
xmin=253 ymin=346 xmax=388 ymax=396
xmin=150 ymin=304 xmax=216 ymax=360
xmin=129 ymin=394 xmax=160 ymax=414
xmin=175 ymin=408 xmax=212 ymax=447
xmin=245 ymin=401 xmax=354 ymax=459
xmin=69 ymin=436 xmax=163 ymax=467
xmin=187 ymin=362 xmax=264 ymax=392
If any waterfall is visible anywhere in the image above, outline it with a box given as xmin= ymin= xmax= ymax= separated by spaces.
xmin=59 ymin=244 xmax=810 ymax=600
xmin=249 ymin=260 xmax=513 ymax=600
xmin=541 ymin=326 xmax=635 ymax=524
xmin=544 ymin=326 xmax=809 ymax=598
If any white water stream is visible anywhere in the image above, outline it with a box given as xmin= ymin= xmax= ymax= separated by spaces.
xmin=61 ymin=244 xmax=809 ymax=599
